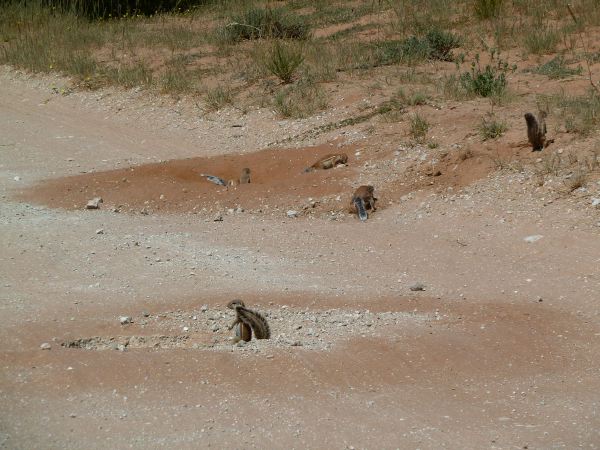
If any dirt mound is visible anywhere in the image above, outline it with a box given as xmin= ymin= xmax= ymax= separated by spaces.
xmin=17 ymin=142 xmax=359 ymax=216
xmin=16 ymin=139 xmax=508 ymax=217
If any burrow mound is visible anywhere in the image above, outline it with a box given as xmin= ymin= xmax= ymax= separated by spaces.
xmin=18 ymin=143 xmax=359 ymax=216
xmin=17 ymin=140 xmax=502 ymax=217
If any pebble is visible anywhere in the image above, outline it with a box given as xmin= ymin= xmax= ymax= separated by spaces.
xmin=40 ymin=342 xmax=51 ymax=350
xmin=409 ymin=282 xmax=426 ymax=291
xmin=142 ymin=311 xmax=150 ymax=317
xmin=119 ymin=316 xmax=132 ymax=325
xmin=524 ymin=235 xmax=543 ymax=243
xmin=95 ymin=228 xmax=104 ymax=234
xmin=287 ymin=210 xmax=299 ymax=218
xmin=13 ymin=176 xmax=21 ymax=181
xmin=592 ymin=198 xmax=600 ymax=207
xmin=86 ymin=197 xmax=103 ymax=209
xmin=200 ymin=305 xmax=208 ymax=312
xmin=213 ymin=214 xmax=223 ymax=222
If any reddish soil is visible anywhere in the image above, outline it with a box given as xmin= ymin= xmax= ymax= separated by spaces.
xmin=2 ymin=15 xmax=600 ymax=447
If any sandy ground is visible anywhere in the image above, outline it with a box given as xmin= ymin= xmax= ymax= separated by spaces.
xmin=1 ymin=66 xmax=600 ymax=450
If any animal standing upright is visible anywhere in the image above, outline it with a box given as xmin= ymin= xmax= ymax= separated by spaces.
xmin=239 ymin=168 xmax=251 ymax=184
xmin=226 ymin=299 xmax=270 ymax=341
xmin=524 ymin=111 xmax=547 ymax=151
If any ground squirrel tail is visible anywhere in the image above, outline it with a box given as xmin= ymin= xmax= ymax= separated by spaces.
xmin=200 ymin=173 xmax=228 ymax=186
xmin=354 ymin=197 xmax=368 ymax=221
xmin=524 ymin=112 xmax=546 ymax=151
xmin=227 ymin=300 xmax=271 ymax=339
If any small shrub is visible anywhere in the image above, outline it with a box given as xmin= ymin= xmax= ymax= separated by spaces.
xmin=478 ymin=115 xmax=507 ymax=140
xmin=460 ymin=55 xmax=510 ymax=98
xmin=425 ymin=29 xmax=461 ymax=61
xmin=475 ymin=0 xmax=504 ymax=19
xmin=222 ymin=7 xmax=310 ymax=42
xmin=263 ymin=40 xmax=304 ymax=83
xmin=534 ymin=56 xmax=582 ymax=79
xmin=409 ymin=113 xmax=430 ymax=143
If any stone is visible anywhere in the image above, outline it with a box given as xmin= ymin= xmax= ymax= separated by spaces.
xmin=213 ymin=214 xmax=223 ymax=222
xmin=524 ymin=235 xmax=543 ymax=243
xmin=142 ymin=311 xmax=150 ymax=317
xmin=409 ymin=282 xmax=426 ymax=291
xmin=119 ymin=316 xmax=132 ymax=325
xmin=592 ymin=198 xmax=600 ymax=207
xmin=86 ymin=197 xmax=103 ymax=209
xmin=95 ymin=228 xmax=104 ymax=234
xmin=40 ymin=342 xmax=51 ymax=350
xmin=287 ymin=210 xmax=299 ymax=218
xmin=200 ymin=305 xmax=208 ymax=312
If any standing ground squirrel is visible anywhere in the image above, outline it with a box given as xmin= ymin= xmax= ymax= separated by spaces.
xmin=524 ymin=112 xmax=547 ymax=151
xmin=227 ymin=299 xmax=271 ymax=341
xmin=239 ymin=168 xmax=251 ymax=184
xmin=349 ymin=185 xmax=377 ymax=221
xmin=304 ymin=153 xmax=348 ymax=172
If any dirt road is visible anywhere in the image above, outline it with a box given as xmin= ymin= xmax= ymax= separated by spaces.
xmin=1 ymin=67 xmax=600 ymax=449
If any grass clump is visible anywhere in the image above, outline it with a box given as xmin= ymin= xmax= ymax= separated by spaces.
xmin=524 ymin=26 xmax=560 ymax=55
xmin=398 ymin=89 xmax=431 ymax=106
xmin=551 ymin=89 xmax=600 ymax=136
xmin=475 ymin=0 xmax=504 ymax=19
xmin=205 ymin=86 xmax=233 ymax=111
xmin=273 ymin=80 xmax=328 ymax=119
xmin=221 ymin=7 xmax=310 ymax=42
xmin=534 ymin=56 xmax=582 ymax=79
xmin=102 ymin=62 xmax=153 ymax=88
xmin=262 ymin=40 xmax=305 ymax=83
xmin=409 ymin=113 xmax=430 ymax=143
xmin=478 ymin=114 xmax=507 ymax=140
xmin=159 ymin=57 xmax=192 ymax=94
xmin=370 ymin=29 xmax=460 ymax=67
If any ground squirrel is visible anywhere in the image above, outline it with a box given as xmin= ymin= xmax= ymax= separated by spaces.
xmin=349 ymin=185 xmax=377 ymax=221
xmin=227 ymin=299 xmax=270 ymax=341
xmin=239 ymin=168 xmax=251 ymax=184
xmin=304 ymin=153 xmax=348 ymax=172
xmin=524 ymin=112 xmax=547 ymax=151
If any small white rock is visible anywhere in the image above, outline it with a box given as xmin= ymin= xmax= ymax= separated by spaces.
xmin=86 ymin=197 xmax=103 ymax=209
xmin=524 ymin=235 xmax=543 ymax=243
xmin=40 ymin=342 xmax=51 ymax=350
xmin=13 ymin=176 xmax=21 ymax=181
xmin=183 ymin=326 xmax=189 ymax=332
xmin=287 ymin=210 xmax=298 ymax=218
xmin=95 ymin=228 xmax=104 ymax=235
xmin=119 ymin=316 xmax=132 ymax=325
